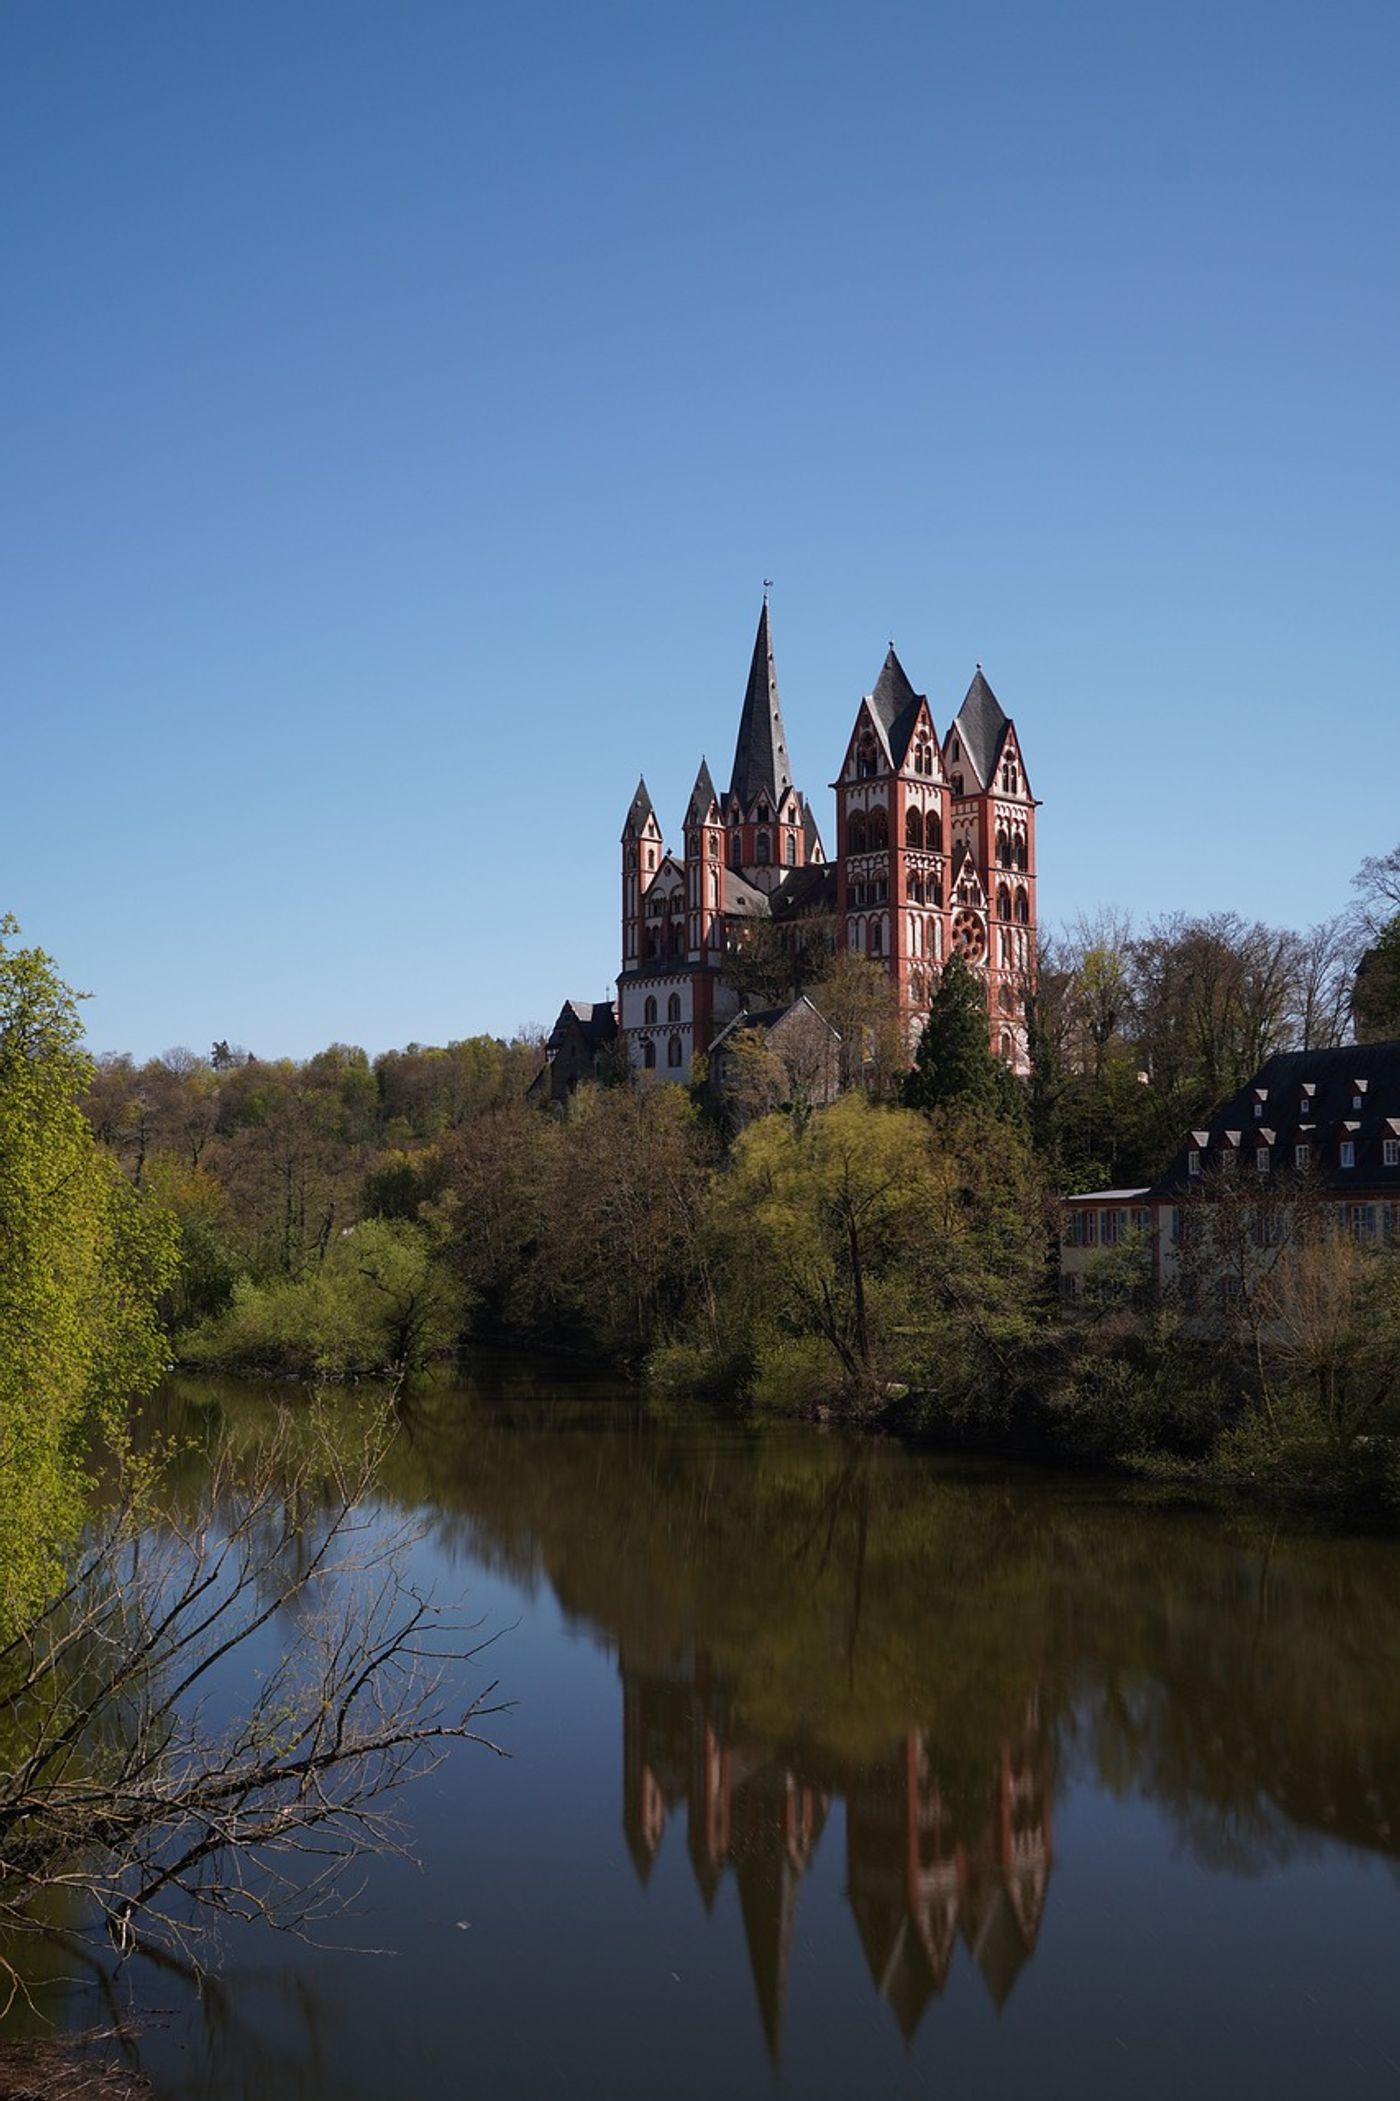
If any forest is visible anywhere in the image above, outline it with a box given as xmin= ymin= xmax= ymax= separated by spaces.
xmin=48 ymin=843 xmax=1400 ymax=1506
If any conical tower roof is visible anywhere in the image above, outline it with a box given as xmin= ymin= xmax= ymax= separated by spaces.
xmin=728 ymin=600 xmax=793 ymax=813
xmin=622 ymin=775 xmax=657 ymax=840
xmin=686 ymin=758 xmax=721 ymax=826
xmin=867 ymin=646 xmax=925 ymax=768
xmin=954 ymin=668 xmax=1010 ymax=787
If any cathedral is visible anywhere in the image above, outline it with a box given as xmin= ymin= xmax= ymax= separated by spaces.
xmin=618 ymin=600 xmax=1038 ymax=1084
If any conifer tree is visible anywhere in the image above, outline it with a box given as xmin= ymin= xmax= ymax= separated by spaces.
xmin=903 ymin=954 xmax=1024 ymax=1122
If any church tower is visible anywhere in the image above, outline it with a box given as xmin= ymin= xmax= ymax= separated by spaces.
xmin=834 ymin=649 xmax=951 ymax=1027
xmin=942 ymin=669 xmax=1037 ymax=1068
xmin=724 ymin=601 xmax=807 ymax=893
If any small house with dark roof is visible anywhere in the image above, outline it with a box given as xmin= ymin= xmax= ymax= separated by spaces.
xmin=707 ymin=996 xmax=842 ymax=1118
xmin=617 ymin=601 xmax=1039 ymax=1083
xmin=527 ymin=999 xmax=619 ymax=1106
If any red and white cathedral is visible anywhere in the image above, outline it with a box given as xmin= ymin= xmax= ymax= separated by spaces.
xmin=619 ymin=601 xmax=1038 ymax=1082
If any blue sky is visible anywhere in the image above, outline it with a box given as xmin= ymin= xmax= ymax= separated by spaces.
xmin=5 ymin=1 xmax=1397 ymax=1060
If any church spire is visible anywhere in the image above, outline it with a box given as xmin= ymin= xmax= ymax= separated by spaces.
xmin=728 ymin=599 xmax=793 ymax=814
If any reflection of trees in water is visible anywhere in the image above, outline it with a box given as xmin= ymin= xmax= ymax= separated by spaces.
xmin=138 ymin=1374 xmax=1400 ymax=2031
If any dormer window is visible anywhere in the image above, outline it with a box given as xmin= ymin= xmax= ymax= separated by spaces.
xmin=1254 ymin=1102 xmax=1263 ymax=1119
xmin=1352 ymin=1093 xmax=1364 ymax=1113
xmin=1341 ymin=1141 xmax=1356 ymax=1168
xmin=1295 ymin=1143 xmax=1310 ymax=1169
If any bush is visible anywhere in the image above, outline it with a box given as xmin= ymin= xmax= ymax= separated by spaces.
xmin=180 ymin=1219 xmax=468 ymax=1376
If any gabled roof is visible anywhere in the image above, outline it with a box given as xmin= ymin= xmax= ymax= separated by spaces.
xmin=953 ymin=668 xmax=1010 ymax=788
xmin=546 ymin=1000 xmax=618 ymax=1053
xmin=623 ymin=776 xmax=657 ymax=840
xmin=802 ymin=800 xmax=826 ymax=864
xmin=728 ymin=600 xmax=794 ymax=813
xmin=866 ymin=647 xmax=927 ymax=771
xmin=686 ymin=758 xmax=721 ymax=826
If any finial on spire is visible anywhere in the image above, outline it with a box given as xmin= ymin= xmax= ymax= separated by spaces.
xmin=763 ymin=577 xmax=773 ymax=603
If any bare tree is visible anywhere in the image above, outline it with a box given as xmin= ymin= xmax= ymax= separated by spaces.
xmin=0 ymin=1410 xmax=508 ymax=1989
xmin=1352 ymin=843 xmax=1400 ymax=934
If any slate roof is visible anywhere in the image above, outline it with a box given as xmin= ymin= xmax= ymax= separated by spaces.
xmin=721 ymin=867 xmax=773 ymax=918
xmin=801 ymin=799 xmax=826 ymax=863
xmin=686 ymin=758 xmax=721 ymax=825
xmin=728 ymin=600 xmax=794 ymax=813
xmin=1147 ymin=1040 xmax=1400 ymax=1198
xmin=866 ymin=647 xmax=926 ymax=770
xmin=623 ymin=776 xmax=657 ymax=839
xmin=953 ymin=669 xmax=1010 ymax=788
xmin=768 ymin=863 xmax=839 ymax=920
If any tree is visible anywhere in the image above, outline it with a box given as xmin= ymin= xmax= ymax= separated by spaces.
xmin=0 ymin=920 xmax=177 ymax=1636
xmin=809 ymin=953 xmax=903 ymax=1097
xmin=1353 ymin=916 xmax=1400 ymax=1043
xmin=0 ymin=1410 xmax=507 ymax=1976
xmin=903 ymin=955 xmax=1021 ymax=1122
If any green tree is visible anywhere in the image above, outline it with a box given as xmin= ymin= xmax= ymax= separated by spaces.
xmin=904 ymin=956 xmax=1022 ymax=1122
xmin=0 ymin=919 xmax=177 ymax=1634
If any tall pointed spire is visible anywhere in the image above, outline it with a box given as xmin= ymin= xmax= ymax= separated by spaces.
xmin=954 ymin=668 xmax=1010 ymax=787
xmin=728 ymin=600 xmax=793 ymax=813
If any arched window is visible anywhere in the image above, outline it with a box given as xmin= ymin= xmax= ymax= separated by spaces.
xmin=871 ymin=919 xmax=884 ymax=957
xmin=786 ymin=833 xmax=796 ymax=866
xmin=868 ymin=805 xmax=889 ymax=850
xmin=931 ymin=877 xmax=944 ymax=908
xmin=667 ymin=1035 xmax=682 ymax=1068
xmin=1014 ymin=888 xmax=1029 ymax=925
xmin=908 ymin=873 xmax=923 ymax=904
xmin=997 ymin=885 xmax=1011 ymax=921
xmin=996 ymin=829 xmax=1011 ymax=867
xmin=1014 ymin=834 xmax=1028 ymax=871
xmin=857 ymin=737 xmax=878 ymax=780
xmin=756 ymin=830 xmax=771 ymax=865
xmin=644 ymin=996 xmax=657 ymax=1024
xmin=667 ymin=993 xmax=681 ymax=1022
xmin=905 ymin=807 xmax=924 ymax=850
xmin=727 ymin=835 xmax=740 ymax=869
xmin=643 ymin=1041 xmax=656 ymax=1070
xmin=846 ymin=810 xmax=867 ymax=854
xmin=927 ymin=811 xmax=943 ymax=851
xmin=1000 ymin=1031 xmax=1013 ymax=1060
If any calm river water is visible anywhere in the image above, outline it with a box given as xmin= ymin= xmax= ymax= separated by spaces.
xmin=23 ymin=1361 xmax=1400 ymax=2098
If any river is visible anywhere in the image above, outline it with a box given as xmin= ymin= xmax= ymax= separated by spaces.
xmin=16 ymin=1359 xmax=1400 ymax=2098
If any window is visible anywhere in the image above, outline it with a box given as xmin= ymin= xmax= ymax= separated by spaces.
xmin=1014 ymin=888 xmax=1030 ymax=925
xmin=997 ymin=884 xmax=1011 ymax=921
xmin=1385 ymin=1139 xmax=1400 ymax=1167
xmin=1253 ymin=1102 xmax=1263 ymax=1119
xmin=927 ymin=812 xmax=943 ymax=851
xmin=1132 ymin=1208 xmax=1151 ymax=1234
xmin=756 ymin=830 xmax=770 ymax=865
xmin=643 ymin=996 xmax=657 ymax=1025
xmin=868 ymin=805 xmax=889 ymax=850
xmin=1256 ymin=1147 xmax=1270 ymax=1173
xmin=1081 ymin=1209 xmax=1098 ymax=1247
xmin=846 ymin=810 xmax=867 ymax=854
xmin=786 ymin=833 xmax=796 ymax=866
xmin=667 ymin=993 xmax=681 ymax=1022
xmin=1220 ymin=1150 xmax=1237 ymax=1174
xmin=905 ymin=807 xmax=924 ymax=850
xmin=870 ymin=920 xmax=884 ymax=956
xmin=951 ymin=773 xmax=964 ymax=796
xmin=643 ymin=1041 xmax=656 ymax=1070
xmin=1101 ymin=1210 xmax=1124 ymax=1246
xmin=1340 ymin=1140 xmax=1355 ymax=1168
xmin=1189 ymin=1148 xmax=1201 ymax=1175
xmin=1352 ymin=1093 xmax=1364 ymax=1113
xmin=931 ymin=877 xmax=944 ymax=907
xmin=1350 ymin=1204 xmax=1377 ymax=1244
xmin=666 ymin=1035 xmax=682 ymax=1068
xmin=1295 ymin=1143 xmax=1311 ymax=1169
xmin=996 ymin=829 xmax=1011 ymax=867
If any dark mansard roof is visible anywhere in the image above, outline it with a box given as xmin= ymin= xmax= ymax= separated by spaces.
xmin=866 ymin=647 xmax=926 ymax=769
xmin=728 ymin=600 xmax=794 ymax=814
xmin=1147 ymin=1039 xmax=1400 ymax=1199
xmin=953 ymin=669 xmax=1010 ymax=788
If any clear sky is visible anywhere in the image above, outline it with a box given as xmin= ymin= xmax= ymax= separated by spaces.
xmin=5 ymin=0 xmax=1397 ymax=1061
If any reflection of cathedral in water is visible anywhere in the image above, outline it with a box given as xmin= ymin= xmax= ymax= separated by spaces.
xmin=621 ymin=1650 xmax=1052 ymax=2053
